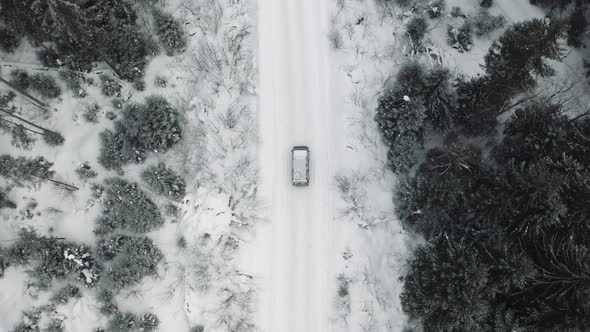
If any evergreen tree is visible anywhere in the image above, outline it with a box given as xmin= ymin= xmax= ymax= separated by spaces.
xmin=95 ymin=178 xmax=164 ymax=234
xmin=376 ymin=94 xmax=425 ymax=145
xmin=401 ymin=236 xmax=493 ymax=332
xmin=0 ymin=26 xmax=20 ymax=53
xmin=567 ymin=3 xmax=587 ymax=47
xmin=98 ymin=95 xmax=182 ymax=170
xmin=493 ymin=103 xmax=568 ymax=165
xmin=484 ymin=18 xmax=567 ymax=90
xmin=152 ymin=9 xmax=186 ymax=56
xmin=392 ymin=61 xmax=426 ymax=97
xmin=0 ymin=154 xmax=54 ymax=186
xmin=142 ymin=163 xmax=186 ymax=201
xmin=405 ymin=17 xmax=428 ymax=49
xmin=423 ymin=67 xmax=455 ymax=132
xmin=453 ymin=76 xmax=501 ymax=136
xmin=99 ymin=235 xmax=163 ymax=290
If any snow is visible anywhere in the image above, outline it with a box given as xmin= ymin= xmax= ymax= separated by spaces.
xmin=1 ymin=0 xmax=590 ymax=330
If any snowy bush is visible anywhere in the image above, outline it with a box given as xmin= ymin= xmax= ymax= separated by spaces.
xmin=450 ymin=6 xmax=465 ymax=18
xmin=107 ymin=312 xmax=139 ymax=332
xmin=97 ymin=234 xmax=134 ymax=260
xmin=76 ymin=162 xmax=98 ymax=179
xmin=0 ymin=27 xmax=19 ymax=53
xmin=153 ymin=8 xmax=187 ymax=56
xmin=427 ymin=0 xmax=446 ymax=19
xmin=447 ymin=22 xmax=473 ymax=52
xmin=30 ymin=73 xmax=61 ymax=99
xmin=36 ymin=48 xmax=61 ymax=68
xmin=46 ymin=318 xmax=65 ymax=332
xmin=82 ymin=104 xmax=100 ymax=123
xmin=190 ymin=326 xmax=205 ymax=332
xmin=132 ymin=79 xmax=145 ymax=91
xmin=139 ymin=313 xmax=160 ymax=331
xmin=154 ymin=76 xmax=168 ymax=88
xmin=406 ymin=16 xmax=428 ymax=47
xmin=142 ymin=163 xmax=186 ymax=201
xmin=105 ymin=312 xmax=159 ymax=332
xmin=98 ymin=95 xmax=182 ymax=170
xmin=4 ymin=229 xmax=100 ymax=289
xmin=10 ymin=69 xmax=31 ymax=90
xmin=58 ymin=45 xmax=100 ymax=73
xmin=43 ymin=131 xmax=65 ymax=146
xmin=96 ymin=288 xmax=118 ymax=316
xmin=165 ymin=203 xmax=180 ymax=220
xmin=58 ymin=70 xmax=86 ymax=98
xmin=480 ymin=0 xmax=493 ymax=7
xmin=177 ymin=235 xmax=187 ymax=248
xmin=51 ymin=284 xmax=82 ymax=304
xmin=100 ymin=75 xmax=122 ymax=97
xmin=98 ymin=235 xmax=163 ymax=290
xmin=95 ymin=178 xmax=164 ymax=234
xmin=471 ymin=10 xmax=505 ymax=37
xmin=111 ymin=98 xmax=125 ymax=110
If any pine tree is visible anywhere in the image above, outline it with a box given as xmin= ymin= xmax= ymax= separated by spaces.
xmin=423 ymin=67 xmax=455 ymax=132
xmin=484 ymin=18 xmax=567 ymax=90
xmin=152 ymin=9 xmax=186 ymax=56
xmin=0 ymin=154 xmax=76 ymax=190
xmin=0 ymin=154 xmax=55 ymax=186
xmin=493 ymin=103 xmax=568 ymax=165
xmin=406 ymin=16 xmax=428 ymax=49
xmin=567 ymin=3 xmax=587 ymax=47
xmin=401 ymin=236 xmax=493 ymax=332
xmin=142 ymin=163 xmax=186 ymax=201
xmin=453 ymin=76 xmax=501 ymax=136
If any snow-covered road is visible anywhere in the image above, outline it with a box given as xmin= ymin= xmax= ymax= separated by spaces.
xmin=257 ymin=0 xmax=336 ymax=331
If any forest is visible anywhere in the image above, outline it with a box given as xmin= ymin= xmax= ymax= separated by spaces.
xmin=374 ymin=0 xmax=590 ymax=330
xmin=0 ymin=0 xmax=194 ymax=331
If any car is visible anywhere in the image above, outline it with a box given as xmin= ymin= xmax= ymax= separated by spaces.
xmin=292 ymin=146 xmax=310 ymax=186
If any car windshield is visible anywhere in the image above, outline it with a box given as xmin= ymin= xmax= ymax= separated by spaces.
xmin=293 ymin=150 xmax=307 ymax=159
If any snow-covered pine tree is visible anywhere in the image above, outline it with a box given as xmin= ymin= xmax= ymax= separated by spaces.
xmin=423 ymin=67 xmax=456 ymax=132
xmin=484 ymin=18 xmax=567 ymax=90
xmin=142 ymin=163 xmax=186 ymax=201
xmin=0 ymin=154 xmax=55 ymax=186
xmin=401 ymin=236 xmax=493 ymax=331
xmin=152 ymin=8 xmax=187 ymax=56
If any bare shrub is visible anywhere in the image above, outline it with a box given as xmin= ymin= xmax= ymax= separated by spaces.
xmin=329 ymin=27 xmax=344 ymax=49
xmin=335 ymin=172 xmax=368 ymax=222
xmin=218 ymin=101 xmax=246 ymax=129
